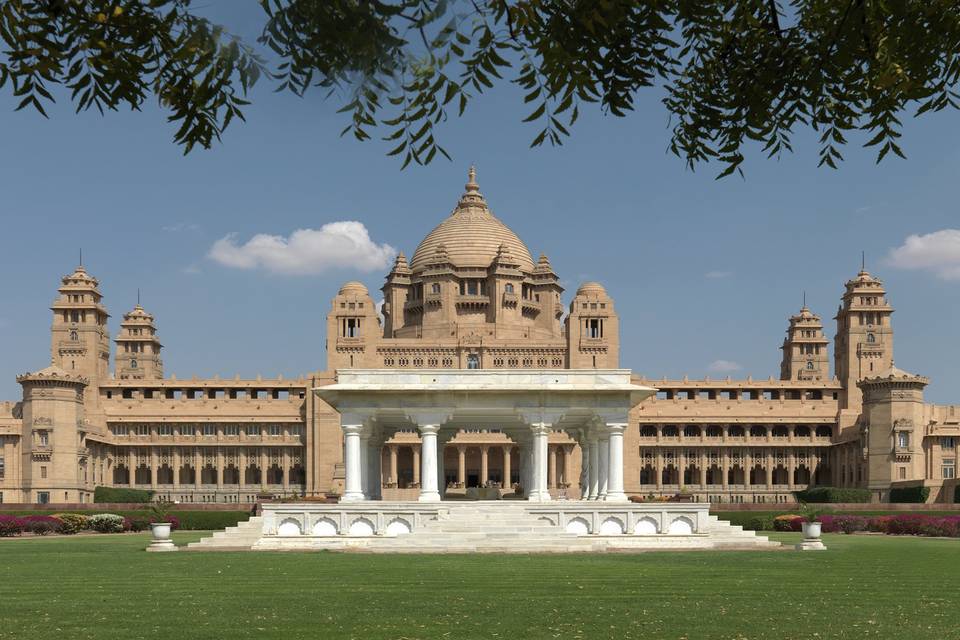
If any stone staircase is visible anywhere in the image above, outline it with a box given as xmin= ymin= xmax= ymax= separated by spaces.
xmin=185 ymin=505 xmax=779 ymax=553
xmin=186 ymin=516 xmax=264 ymax=551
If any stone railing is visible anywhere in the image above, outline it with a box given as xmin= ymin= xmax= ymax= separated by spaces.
xmin=526 ymin=502 xmax=711 ymax=536
xmin=261 ymin=503 xmax=445 ymax=537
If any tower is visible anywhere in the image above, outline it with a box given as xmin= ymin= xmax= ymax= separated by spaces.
xmin=779 ymin=303 xmax=830 ymax=381
xmin=834 ymin=268 xmax=894 ymax=410
xmin=381 ymin=252 xmax=412 ymax=338
xmin=49 ymin=265 xmax=110 ymax=401
xmin=858 ymin=365 xmax=929 ymax=500
xmin=566 ymin=282 xmax=619 ymax=369
xmin=326 ymin=281 xmax=381 ymax=369
xmin=114 ymin=302 xmax=163 ymax=379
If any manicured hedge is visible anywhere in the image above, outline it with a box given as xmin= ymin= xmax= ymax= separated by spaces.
xmin=793 ymin=487 xmax=872 ymax=503
xmin=889 ymin=486 xmax=930 ymax=503
xmin=93 ymin=486 xmax=155 ymax=503
xmin=0 ymin=510 xmax=249 ymax=530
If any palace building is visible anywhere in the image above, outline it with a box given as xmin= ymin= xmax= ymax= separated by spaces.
xmin=1 ymin=168 xmax=958 ymax=506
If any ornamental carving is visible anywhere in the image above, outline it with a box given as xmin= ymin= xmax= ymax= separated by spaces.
xmin=33 ymin=416 xmax=52 ymax=426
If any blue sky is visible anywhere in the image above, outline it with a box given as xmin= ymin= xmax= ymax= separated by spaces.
xmin=1 ymin=4 xmax=958 ymax=403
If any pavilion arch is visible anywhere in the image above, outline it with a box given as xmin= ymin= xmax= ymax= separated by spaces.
xmin=599 ymin=517 xmax=624 ymax=535
xmin=667 ymin=516 xmax=694 ymax=535
xmin=639 ymin=464 xmax=655 ymax=484
xmin=385 ymin=518 xmax=412 ymax=537
xmin=113 ymin=464 xmax=129 ymax=485
xmin=156 ymin=465 xmax=174 ymax=485
xmin=565 ymin=517 xmax=590 ymax=535
xmin=348 ymin=517 xmax=375 ymax=536
xmin=311 ymin=518 xmax=338 ymax=536
xmin=277 ymin=518 xmax=303 ymax=537
xmin=633 ymin=517 xmax=658 ymax=535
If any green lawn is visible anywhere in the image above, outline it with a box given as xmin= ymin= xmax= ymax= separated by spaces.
xmin=1 ymin=532 xmax=957 ymax=639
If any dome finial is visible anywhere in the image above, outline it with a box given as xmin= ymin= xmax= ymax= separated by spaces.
xmin=466 ymin=165 xmax=478 ymax=192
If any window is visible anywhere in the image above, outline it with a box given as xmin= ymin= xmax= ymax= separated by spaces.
xmin=504 ymin=283 xmax=514 ymax=293
xmin=431 ymin=283 xmax=440 ymax=294
xmin=69 ymin=330 xmax=78 ymax=341
xmin=866 ymin=333 xmax=876 ymax=343
xmin=41 ymin=466 xmax=47 ymax=479
xmin=898 ymin=467 xmax=906 ymax=480
xmin=466 ymin=354 xmax=480 ymax=369
xmin=943 ymin=437 xmax=956 ymax=449
xmin=806 ymin=361 xmax=815 ymax=370
xmin=585 ymin=318 xmax=602 ymax=338
xmin=137 ymin=425 xmax=150 ymax=436
xmin=158 ymin=425 xmax=172 ymax=436
xmin=37 ymin=491 xmax=50 ymax=504
xmin=269 ymin=425 xmax=282 ymax=437
xmin=343 ymin=318 xmax=360 ymax=338
xmin=0 ymin=456 xmax=4 ymax=479
xmin=943 ymin=462 xmax=956 ymax=479
xmin=897 ymin=432 xmax=910 ymax=449
xmin=246 ymin=425 xmax=260 ymax=437
xmin=203 ymin=424 xmax=216 ymax=437
xmin=224 ymin=425 xmax=239 ymax=437
xmin=130 ymin=359 xmax=138 ymax=369
xmin=39 ymin=431 xmax=49 ymax=446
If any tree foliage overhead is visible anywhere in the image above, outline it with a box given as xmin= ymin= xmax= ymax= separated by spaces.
xmin=2 ymin=1 xmax=959 ymax=176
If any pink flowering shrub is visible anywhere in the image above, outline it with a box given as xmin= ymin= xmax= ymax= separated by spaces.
xmin=0 ymin=516 xmax=25 ymax=537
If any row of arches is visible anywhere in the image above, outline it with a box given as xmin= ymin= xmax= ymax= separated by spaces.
xmin=638 ymin=463 xmax=827 ymax=486
xmin=640 ymin=424 xmax=834 ymax=439
xmin=113 ymin=463 xmax=305 ymax=486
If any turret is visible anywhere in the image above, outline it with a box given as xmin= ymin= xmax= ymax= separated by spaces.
xmin=565 ymin=282 xmax=619 ymax=369
xmin=114 ymin=301 xmax=164 ymax=379
xmin=834 ymin=267 xmax=894 ymax=410
xmin=49 ymin=265 xmax=110 ymax=404
xmin=779 ymin=302 xmax=830 ymax=381
xmin=326 ymin=281 xmax=381 ymax=369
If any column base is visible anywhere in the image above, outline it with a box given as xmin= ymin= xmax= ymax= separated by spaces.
xmin=340 ymin=492 xmax=366 ymax=503
xmin=418 ymin=492 xmax=441 ymax=502
xmin=603 ymin=492 xmax=629 ymax=503
xmin=527 ymin=490 xmax=552 ymax=502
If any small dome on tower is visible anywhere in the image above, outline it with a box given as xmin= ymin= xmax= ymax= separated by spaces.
xmin=338 ymin=281 xmax=369 ymax=296
xmin=576 ymin=282 xmax=607 ymax=296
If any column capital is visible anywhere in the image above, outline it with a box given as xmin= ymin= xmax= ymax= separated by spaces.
xmin=418 ymin=424 xmax=441 ymax=436
xmin=528 ymin=422 xmax=552 ymax=436
xmin=342 ymin=423 xmax=365 ymax=436
xmin=604 ymin=422 xmax=628 ymax=434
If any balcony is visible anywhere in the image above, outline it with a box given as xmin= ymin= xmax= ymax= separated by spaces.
xmin=501 ymin=291 xmax=518 ymax=306
xmin=521 ymin=298 xmax=541 ymax=315
xmin=456 ymin=294 xmax=490 ymax=309
xmin=424 ymin=292 xmax=442 ymax=306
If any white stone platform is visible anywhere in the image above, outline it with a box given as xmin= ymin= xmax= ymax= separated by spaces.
xmin=187 ymin=502 xmax=780 ymax=553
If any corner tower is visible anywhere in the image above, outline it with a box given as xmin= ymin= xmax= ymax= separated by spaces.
xmin=780 ymin=304 xmax=830 ymax=381
xmin=49 ymin=265 xmax=110 ymax=400
xmin=566 ymin=282 xmax=619 ymax=369
xmin=114 ymin=303 xmax=164 ymax=379
xmin=834 ymin=268 xmax=894 ymax=410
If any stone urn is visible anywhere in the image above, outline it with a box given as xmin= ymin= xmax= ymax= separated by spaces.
xmin=147 ymin=522 xmax=177 ymax=552
xmin=796 ymin=520 xmax=826 ymax=551
xmin=801 ymin=521 xmax=822 ymax=539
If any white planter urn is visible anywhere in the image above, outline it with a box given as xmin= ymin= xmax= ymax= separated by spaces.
xmin=796 ymin=521 xmax=826 ymax=551
xmin=147 ymin=522 xmax=177 ymax=552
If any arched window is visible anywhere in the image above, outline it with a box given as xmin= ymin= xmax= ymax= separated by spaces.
xmin=130 ymin=359 xmax=138 ymax=369
xmin=69 ymin=330 xmax=78 ymax=341
xmin=806 ymin=361 xmax=815 ymax=370
xmin=504 ymin=283 xmax=514 ymax=293
xmin=866 ymin=333 xmax=876 ymax=343
xmin=431 ymin=283 xmax=440 ymax=294
xmin=466 ymin=354 xmax=480 ymax=369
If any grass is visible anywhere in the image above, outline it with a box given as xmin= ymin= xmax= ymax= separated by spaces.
xmin=1 ymin=532 xmax=958 ymax=639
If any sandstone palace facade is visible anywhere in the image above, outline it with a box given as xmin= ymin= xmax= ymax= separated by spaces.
xmin=1 ymin=169 xmax=958 ymax=505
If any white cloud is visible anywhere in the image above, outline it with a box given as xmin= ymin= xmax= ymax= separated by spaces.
xmin=208 ymin=222 xmax=395 ymax=276
xmin=708 ymin=359 xmax=742 ymax=373
xmin=887 ymin=229 xmax=960 ymax=281
xmin=705 ymin=270 xmax=733 ymax=279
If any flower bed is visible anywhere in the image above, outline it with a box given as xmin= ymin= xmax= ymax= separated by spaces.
xmin=780 ymin=513 xmax=960 ymax=538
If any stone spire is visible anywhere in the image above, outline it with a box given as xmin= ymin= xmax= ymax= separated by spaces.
xmin=454 ymin=165 xmax=489 ymax=215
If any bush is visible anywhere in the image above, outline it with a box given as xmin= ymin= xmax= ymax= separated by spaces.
xmin=774 ymin=514 xmax=803 ymax=532
xmin=170 ymin=511 xmax=248 ymax=531
xmin=124 ymin=516 xmax=152 ymax=532
xmin=88 ymin=514 xmax=125 ymax=533
xmin=21 ymin=515 xmax=62 ymax=535
xmin=93 ymin=486 xmax=155 ymax=503
xmin=0 ymin=515 xmax=24 ymax=537
xmin=819 ymin=515 xmax=868 ymax=534
xmin=745 ymin=515 xmax=775 ymax=532
xmin=889 ymin=486 xmax=931 ymax=503
xmin=52 ymin=513 xmax=89 ymax=535
xmin=793 ymin=487 xmax=872 ymax=503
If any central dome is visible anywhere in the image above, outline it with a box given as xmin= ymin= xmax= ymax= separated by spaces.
xmin=410 ymin=168 xmax=534 ymax=273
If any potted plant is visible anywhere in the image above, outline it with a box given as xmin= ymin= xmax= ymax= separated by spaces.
xmin=799 ymin=503 xmax=829 ymax=539
xmin=146 ymin=498 xmax=177 ymax=552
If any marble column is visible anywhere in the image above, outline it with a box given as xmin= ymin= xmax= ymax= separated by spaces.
xmin=480 ymin=445 xmax=489 ymax=486
xmin=547 ymin=445 xmax=557 ymax=489
xmin=579 ymin=440 xmax=590 ymax=499
xmin=389 ymin=444 xmax=398 ymax=486
xmin=457 ymin=445 xmax=466 ymax=486
xmin=502 ymin=445 xmax=512 ymax=489
xmin=528 ymin=423 xmax=551 ymax=501
xmin=562 ymin=444 xmax=574 ymax=489
xmin=597 ymin=434 xmax=609 ymax=500
xmin=604 ymin=424 xmax=628 ymax=502
xmin=412 ymin=444 xmax=421 ymax=487
xmin=341 ymin=424 xmax=365 ymax=502
xmin=588 ymin=437 xmax=600 ymax=499
xmin=359 ymin=433 xmax=370 ymax=499
xmin=418 ymin=425 xmax=441 ymax=502
xmin=437 ymin=439 xmax=447 ymax=497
